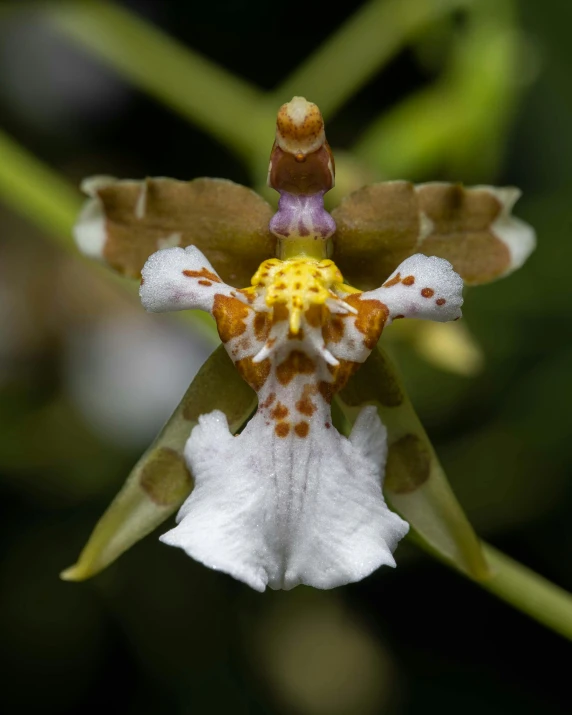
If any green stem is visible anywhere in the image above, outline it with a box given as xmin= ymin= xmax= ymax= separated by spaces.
xmin=271 ymin=0 xmax=474 ymax=120
xmin=43 ymin=0 xmax=272 ymax=167
xmin=0 ymin=127 xmax=81 ymax=246
xmin=354 ymin=0 xmax=520 ymax=180
xmin=353 ymin=83 xmax=458 ymax=179
xmin=415 ymin=530 xmax=572 ymax=641
xmin=477 ymin=543 xmax=572 ymax=641
xmin=0 ymin=125 xmax=218 ymax=342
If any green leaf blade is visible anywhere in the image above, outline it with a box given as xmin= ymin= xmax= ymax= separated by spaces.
xmin=61 ymin=346 xmax=256 ymax=581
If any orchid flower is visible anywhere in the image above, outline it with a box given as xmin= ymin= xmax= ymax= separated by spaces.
xmin=64 ymin=98 xmax=535 ymax=590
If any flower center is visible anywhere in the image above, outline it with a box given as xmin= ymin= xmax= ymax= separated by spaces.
xmin=251 ymin=257 xmax=353 ymax=334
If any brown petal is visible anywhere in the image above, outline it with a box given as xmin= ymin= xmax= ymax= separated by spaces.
xmin=332 ymin=181 xmax=535 ymax=289
xmin=75 ymin=176 xmax=275 ymax=287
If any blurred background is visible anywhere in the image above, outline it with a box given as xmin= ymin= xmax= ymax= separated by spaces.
xmin=0 ymin=0 xmax=571 ymax=713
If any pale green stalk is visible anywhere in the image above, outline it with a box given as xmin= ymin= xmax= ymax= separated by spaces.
xmin=0 ymin=126 xmax=81 ymax=245
xmin=354 ymin=83 xmax=458 ymax=179
xmin=355 ymin=0 xmax=521 ymax=180
xmin=0 ymin=126 xmax=218 ymax=341
xmin=479 ymin=544 xmax=572 ymax=641
xmin=410 ymin=532 xmax=572 ymax=640
xmin=43 ymin=0 xmax=272 ymax=166
xmin=271 ymin=0 xmax=474 ymax=119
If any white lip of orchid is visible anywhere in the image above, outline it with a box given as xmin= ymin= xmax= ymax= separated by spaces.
xmin=139 ymin=245 xmax=463 ymax=591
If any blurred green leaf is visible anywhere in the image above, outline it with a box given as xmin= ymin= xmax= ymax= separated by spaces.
xmin=44 ymin=0 xmax=272 ymax=168
xmin=0 ymin=126 xmax=81 ymax=245
xmin=477 ymin=543 xmax=572 ymax=642
xmin=273 ymin=0 xmax=474 ymax=120
xmin=0 ymin=126 xmax=219 ymax=341
xmin=355 ymin=0 xmax=524 ymax=181
xmin=61 ymin=345 xmax=256 ymax=581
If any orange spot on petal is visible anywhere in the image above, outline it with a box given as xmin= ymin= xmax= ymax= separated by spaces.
xmin=235 ymin=356 xmax=271 ymax=392
xmin=304 ymin=304 xmax=323 ymax=328
xmin=383 ymin=272 xmax=401 ymax=288
xmin=276 ymin=350 xmax=316 ymax=385
xmin=182 ymin=267 xmax=221 ymax=283
xmin=253 ymin=312 xmax=271 ymax=342
xmin=345 ymin=294 xmax=388 ymax=350
xmin=294 ymin=421 xmax=310 ymax=438
xmin=318 ymin=359 xmax=361 ymax=403
xmin=296 ymin=384 xmax=319 ymax=416
xmin=212 ymin=294 xmax=250 ymax=343
xmin=275 ymin=422 xmax=290 ymax=438
xmin=323 ymin=316 xmax=345 ymax=344
xmin=271 ymin=402 xmax=289 ymax=421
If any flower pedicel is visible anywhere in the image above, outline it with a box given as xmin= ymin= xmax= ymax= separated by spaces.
xmin=68 ymin=97 xmax=535 ymax=590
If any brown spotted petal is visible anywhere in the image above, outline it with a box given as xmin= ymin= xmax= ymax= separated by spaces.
xmin=332 ymin=181 xmax=535 ymax=289
xmin=338 ymin=347 xmax=489 ymax=580
xmin=369 ymin=253 xmax=464 ymax=324
xmin=74 ymin=175 xmax=275 ymax=287
xmin=61 ymin=346 xmax=256 ymax=581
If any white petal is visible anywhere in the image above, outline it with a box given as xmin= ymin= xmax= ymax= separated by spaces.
xmin=473 ymin=186 xmax=536 ymax=273
xmin=349 ymin=405 xmax=387 ymax=464
xmin=73 ymin=195 xmax=107 ymax=260
xmin=140 ymin=245 xmax=232 ymax=313
xmin=160 ymin=406 xmax=409 ymax=591
xmin=80 ymin=175 xmax=118 ymax=197
xmin=73 ymin=176 xmax=120 ymax=260
xmin=372 ymin=254 xmax=463 ymax=323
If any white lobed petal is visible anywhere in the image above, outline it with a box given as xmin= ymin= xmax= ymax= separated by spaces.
xmin=73 ymin=195 xmax=107 ymax=260
xmin=478 ymin=186 xmax=536 ymax=274
xmin=73 ymin=176 xmax=121 ymax=260
xmin=373 ymin=254 xmax=464 ymax=323
xmin=160 ymin=407 xmax=409 ymax=591
xmin=140 ymin=245 xmax=232 ymax=313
